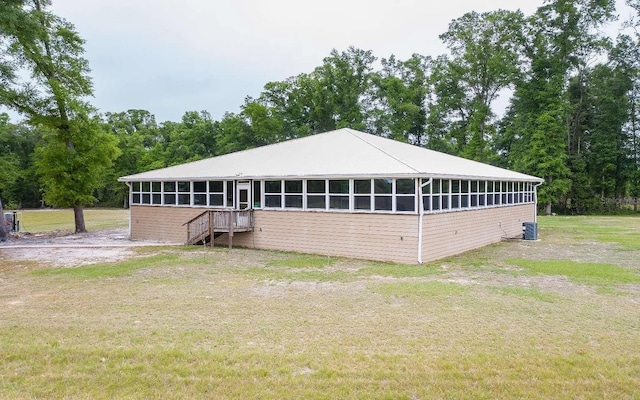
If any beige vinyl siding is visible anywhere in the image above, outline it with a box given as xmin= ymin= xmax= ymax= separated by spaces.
xmin=216 ymin=210 xmax=419 ymax=264
xmin=421 ymin=204 xmax=535 ymax=263
xmin=130 ymin=205 xmax=208 ymax=243
xmin=130 ymin=203 xmax=536 ymax=264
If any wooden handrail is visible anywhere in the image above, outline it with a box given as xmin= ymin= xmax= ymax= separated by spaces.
xmin=185 ymin=210 xmax=253 ymax=246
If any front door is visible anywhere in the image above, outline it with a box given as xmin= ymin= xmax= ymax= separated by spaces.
xmin=237 ymin=182 xmax=251 ymax=210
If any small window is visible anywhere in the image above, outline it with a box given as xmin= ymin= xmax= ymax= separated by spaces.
xmin=374 ymin=196 xmax=392 ymax=211
xmin=396 ymin=179 xmax=415 ymax=194
xmin=164 ymin=181 xmax=176 ymax=192
xmin=178 ymin=181 xmax=190 ymax=192
xmin=374 ymin=179 xmax=392 ymax=194
xmin=354 ymin=196 xmax=371 ymax=210
xmin=265 ymin=180 xmax=281 ymax=193
xmin=307 ymin=195 xmax=326 ymax=209
xmin=193 ymin=181 xmax=206 ymax=193
xmin=354 ymin=180 xmax=371 ymax=194
xmin=265 ymin=195 xmax=281 ymax=208
xmin=178 ymin=194 xmax=190 ymax=205
xmin=307 ymin=180 xmax=325 ymax=194
xmin=132 ymin=182 xmax=141 ymax=191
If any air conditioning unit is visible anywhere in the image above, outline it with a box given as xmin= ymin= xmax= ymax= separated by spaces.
xmin=523 ymin=222 xmax=537 ymax=240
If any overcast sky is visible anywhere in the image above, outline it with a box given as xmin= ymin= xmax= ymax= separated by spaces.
xmin=8 ymin=0 xmax=636 ymax=123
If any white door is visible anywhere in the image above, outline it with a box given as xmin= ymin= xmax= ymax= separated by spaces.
xmin=237 ymin=182 xmax=251 ymax=210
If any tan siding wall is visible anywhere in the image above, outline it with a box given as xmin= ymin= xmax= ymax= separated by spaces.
xmin=130 ymin=206 xmax=208 ymax=243
xmin=421 ymin=204 xmax=536 ymax=263
xmin=216 ymin=211 xmax=419 ymax=264
xmin=129 ymin=204 xmax=536 ymax=264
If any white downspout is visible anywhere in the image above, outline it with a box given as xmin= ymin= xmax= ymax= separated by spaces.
xmin=534 ymin=181 xmax=543 ymax=224
xmin=417 ymin=178 xmax=432 ymax=264
xmin=125 ymin=182 xmax=132 ymax=239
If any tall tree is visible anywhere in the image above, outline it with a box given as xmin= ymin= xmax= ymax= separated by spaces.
xmin=501 ymin=0 xmax=616 ymax=214
xmin=0 ymin=0 xmax=119 ymax=232
xmin=431 ymin=10 xmax=525 ymax=162
xmin=370 ymin=54 xmax=430 ymax=144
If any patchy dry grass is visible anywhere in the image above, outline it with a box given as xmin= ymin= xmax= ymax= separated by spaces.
xmin=1 ymin=215 xmax=640 ymax=399
xmin=13 ymin=208 xmax=128 ymax=233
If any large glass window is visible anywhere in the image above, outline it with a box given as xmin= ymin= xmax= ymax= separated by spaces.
xmin=395 ymin=179 xmax=415 ymax=212
xmin=374 ymin=179 xmax=392 ymax=211
xmin=285 ymin=180 xmax=303 ymax=208
xmin=354 ymin=179 xmax=371 ymax=211
xmin=451 ymin=180 xmax=460 ymax=209
xmin=329 ymin=180 xmax=349 ymax=210
xmin=164 ymin=182 xmax=176 ymax=205
xmin=209 ymin=180 xmax=224 ymax=207
xmin=307 ymin=180 xmax=326 ymax=209
xmin=460 ymin=180 xmax=469 ymax=208
xmin=141 ymin=182 xmax=151 ymax=204
xmin=265 ymin=180 xmax=282 ymax=208
xmin=178 ymin=181 xmax=190 ymax=205
xmin=193 ymin=181 xmax=207 ymax=206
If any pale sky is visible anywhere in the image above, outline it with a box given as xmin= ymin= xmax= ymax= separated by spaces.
xmin=8 ymin=0 xmax=637 ymax=123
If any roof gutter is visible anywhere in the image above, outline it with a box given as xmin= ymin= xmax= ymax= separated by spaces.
xmin=417 ymin=178 xmax=432 ymax=264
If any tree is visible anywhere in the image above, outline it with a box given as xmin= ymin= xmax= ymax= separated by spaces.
xmin=430 ymin=10 xmax=525 ymax=162
xmin=370 ymin=54 xmax=430 ymax=144
xmin=501 ymin=0 xmax=616 ymax=214
xmin=0 ymin=0 xmax=119 ymax=232
xmin=0 ymin=113 xmax=42 ymax=208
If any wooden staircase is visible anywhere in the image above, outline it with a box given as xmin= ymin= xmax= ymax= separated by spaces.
xmin=184 ymin=210 xmax=254 ymax=248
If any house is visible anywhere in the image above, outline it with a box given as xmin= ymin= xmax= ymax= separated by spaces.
xmin=118 ymin=128 xmax=543 ymax=264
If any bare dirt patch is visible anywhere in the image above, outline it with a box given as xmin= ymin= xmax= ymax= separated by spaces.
xmin=0 ymin=227 xmax=167 ymax=267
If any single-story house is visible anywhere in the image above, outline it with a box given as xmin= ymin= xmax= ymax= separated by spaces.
xmin=118 ymin=128 xmax=543 ymax=264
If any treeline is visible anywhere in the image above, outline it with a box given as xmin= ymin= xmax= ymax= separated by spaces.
xmin=2 ymin=0 xmax=640 ymax=213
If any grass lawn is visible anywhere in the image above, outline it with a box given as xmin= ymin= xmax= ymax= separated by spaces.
xmin=1 ymin=213 xmax=639 ymax=399
xmin=11 ymin=208 xmax=129 ymax=233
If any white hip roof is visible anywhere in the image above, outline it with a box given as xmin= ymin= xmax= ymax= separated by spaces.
xmin=119 ymin=128 xmax=543 ymax=182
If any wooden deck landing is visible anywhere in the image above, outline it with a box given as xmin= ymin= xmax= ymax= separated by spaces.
xmin=184 ymin=210 xmax=253 ymax=248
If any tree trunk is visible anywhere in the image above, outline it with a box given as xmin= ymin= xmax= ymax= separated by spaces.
xmin=545 ymin=203 xmax=552 ymax=216
xmin=73 ymin=205 xmax=86 ymax=233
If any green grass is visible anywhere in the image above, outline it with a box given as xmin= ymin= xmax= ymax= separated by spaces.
xmin=2 ymin=215 xmax=640 ymax=399
xmin=14 ymin=208 xmax=128 ymax=232
xmin=30 ymin=254 xmax=180 ymax=278
xmin=538 ymin=215 xmax=640 ymax=250
xmin=508 ymin=258 xmax=640 ymax=286
xmin=370 ymin=281 xmax=468 ymax=298
xmin=266 ymin=254 xmax=335 ymax=268
xmin=497 ymin=286 xmax=561 ymax=303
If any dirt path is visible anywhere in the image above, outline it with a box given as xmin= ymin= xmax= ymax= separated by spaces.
xmin=0 ymin=227 xmax=173 ymax=267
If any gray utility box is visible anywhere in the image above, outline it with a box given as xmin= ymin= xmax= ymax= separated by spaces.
xmin=523 ymin=222 xmax=537 ymax=240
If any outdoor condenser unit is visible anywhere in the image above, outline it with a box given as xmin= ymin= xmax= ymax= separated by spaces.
xmin=523 ymin=222 xmax=537 ymax=240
